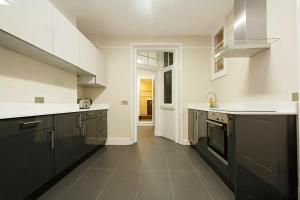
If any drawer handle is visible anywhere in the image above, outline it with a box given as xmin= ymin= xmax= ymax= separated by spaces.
xmin=19 ymin=120 xmax=42 ymax=127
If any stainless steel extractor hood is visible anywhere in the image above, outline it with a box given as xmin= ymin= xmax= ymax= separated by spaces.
xmin=215 ymin=0 xmax=279 ymax=60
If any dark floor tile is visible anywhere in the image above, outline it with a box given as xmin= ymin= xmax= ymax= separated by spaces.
xmin=39 ymin=168 xmax=87 ymax=200
xmin=184 ymin=150 xmax=210 ymax=171
xmin=77 ymin=149 xmax=105 ymax=169
xmin=196 ymin=171 xmax=235 ymax=200
xmin=93 ymin=150 xmax=127 ymax=170
xmin=136 ymin=172 xmax=173 ymax=200
xmin=170 ymin=171 xmax=212 ymax=200
xmin=166 ymin=152 xmax=194 ymax=172
xmin=98 ymin=171 xmax=140 ymax=200
xmin=117 ymin=151 xmax=143 ymax=171
xmin=60 ymin=169 xmax=112 ymax=200
xmin=141 ymin=156 xmax=168 ymax=172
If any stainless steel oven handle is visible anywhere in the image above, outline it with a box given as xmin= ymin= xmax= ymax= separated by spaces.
xmin=206 ymin=120 xmax=224 ymax=127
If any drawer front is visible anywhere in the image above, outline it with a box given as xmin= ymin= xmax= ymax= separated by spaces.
xmin=97 ymin=109 xmax=107 ymax=115
xmin=86 ymin=111 xmax=97 ymax=119
xmin=0 ymin=115 xmax=53 ymax=137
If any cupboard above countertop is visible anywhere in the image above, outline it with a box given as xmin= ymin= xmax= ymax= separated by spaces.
xmin=0 ymin=103 xmax=109 ymax=120
xmin=0 ymin=0 xmax=106 ymax=87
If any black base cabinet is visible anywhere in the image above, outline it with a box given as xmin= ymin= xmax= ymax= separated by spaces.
xmin=235 ymin=115 xmax=297 ymax=200
xmin=188 ymin=110 xmax=298 ymax=200
xmin=0 ymin=116 xmax=54 ymax=200
xmin=54 ymin=113 xmax=83 ymax=176
xmin=0 ymin=109 xmax=108 ymax=200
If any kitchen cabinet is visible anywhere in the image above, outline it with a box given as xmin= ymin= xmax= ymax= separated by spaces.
xmin=97 ymin=110 xmax=108 ymax=145
xmin=188 ymin=109 xmax=207 ymax=148
xmin=79 ymin=32 xmax=107 ymax=87
xmin=235 ymin=115 xmax=297 ymax=200
xmin=53 ymin=6 xmax=79 ymax=66
xmin=79 ymin=32 xmax=97 ymax=75
xmin=53 ymin=113 xmax=82 ymax=175
xmin=0 ymin=115 xmax=54 ymax=200
xmin=0 ymin=0 xmax=54 ymax=53
xmin=83 ymin=111 xmax=99 ymax=154
xmin=188 ymin=109 xmax=195 ymax=145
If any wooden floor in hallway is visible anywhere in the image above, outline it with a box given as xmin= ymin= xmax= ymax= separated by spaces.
xmin=39 ymin=126 xmax=234 ymax=200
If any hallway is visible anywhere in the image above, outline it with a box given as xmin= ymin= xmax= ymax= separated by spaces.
xmin=40 ymin=127 xmax=234 ymax=200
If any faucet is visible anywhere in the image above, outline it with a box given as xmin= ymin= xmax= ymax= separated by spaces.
xmin=207 ymin=92 xmax=217 ymax=108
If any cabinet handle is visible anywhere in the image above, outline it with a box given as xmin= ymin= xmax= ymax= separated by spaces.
xmin=78 ymin=115 xmax=82 ymax=128
xmin=19 ymin=120 xmax=42 ymax=127
xmin=49 ymin=130 xmax=55 ymax=150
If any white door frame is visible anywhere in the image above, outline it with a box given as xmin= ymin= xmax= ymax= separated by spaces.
xmin=296 ymin=0 xmax=300 ymax=197
xmin=130 ymin=43 xmax=183 ymax=144
xmin=137 ymin=76 xmax=155 ymax=126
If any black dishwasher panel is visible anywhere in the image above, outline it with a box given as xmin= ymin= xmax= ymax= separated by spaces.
xmin=0 ymin=116 xmax=54 ymax=200
xmin=54 ymin=113 xmax=82 ymax=175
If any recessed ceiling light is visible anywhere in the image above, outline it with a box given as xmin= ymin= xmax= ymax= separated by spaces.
xmin=0 ymin=0 xmax=13 ymax=6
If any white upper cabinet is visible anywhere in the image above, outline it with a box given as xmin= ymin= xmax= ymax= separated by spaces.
xmin=0 ymin=0 xmax=106 ymax=87
xmin=79 ymin=32 xmax=107 ymax=86
xmin=94 ymin=49 xmax=107 ymax=86
xmin=79 ymin=32 xmax=96 ymax=75
xmin=52 ymin=6 xmax=79 ymax=66
xmin=0 ymin=0 xmax=54 ymax=53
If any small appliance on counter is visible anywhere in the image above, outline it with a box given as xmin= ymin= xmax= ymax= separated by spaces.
xmin=78 ymin=99 xmax=93 ymax=109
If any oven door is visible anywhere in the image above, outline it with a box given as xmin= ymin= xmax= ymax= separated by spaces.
xmin=207 ymin=120 xmax=228 ymax=163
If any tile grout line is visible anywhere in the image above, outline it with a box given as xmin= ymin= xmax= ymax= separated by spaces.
xmin=95 ymin=146 xmax=130 ymax=200
xmin=180 ymin=147 xmax=216 ymax=200
xmin=164 ymin=149 xmax=176 ymax=200
xmin=56 ymin=149 xmax=107 ymax=199
xmin=133 ymin=167 xmax=143 ymax=200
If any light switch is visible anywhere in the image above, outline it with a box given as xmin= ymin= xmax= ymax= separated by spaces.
xmin=35 ymin=97 xmax=45 ymax=104
xmin=291 ymin=92 xmax=298 ymax=102
xmin=122 ymin=100 xmax=128 ymax=105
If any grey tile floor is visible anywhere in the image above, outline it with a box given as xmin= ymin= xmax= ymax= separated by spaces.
xmin=39 ymin=127 xmax=235 ymax=200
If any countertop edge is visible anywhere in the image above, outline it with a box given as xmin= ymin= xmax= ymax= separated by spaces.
xmin=0 ymin=103 xmax=110 ymax=120
xmin=187 ymin=102 xmax=298 ymax=115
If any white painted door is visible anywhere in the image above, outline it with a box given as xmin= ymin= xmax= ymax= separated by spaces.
xmin=160 ymin=51 xmax=177 ymax=141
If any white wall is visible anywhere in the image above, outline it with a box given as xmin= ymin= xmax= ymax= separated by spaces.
xmin=0 ymin=47 xmax=77 ymax=104
xmin=85 ymin=48 xmax=131 ymax=139
xmin=211 ymin=0 xmax=298 ymax=103
xmin=84 ymin=36 xmax=212 ymax=142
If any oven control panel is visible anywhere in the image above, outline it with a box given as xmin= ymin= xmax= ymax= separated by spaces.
xmin=208 ymin=112 xmax=228 ymax=124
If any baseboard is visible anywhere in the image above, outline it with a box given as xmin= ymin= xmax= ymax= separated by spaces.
xmin=105 ymin=138 xmax=133 ymax=145
xmin=178 ymin=139 xmax=191 ymax=145
xmin=137 ymin=122 xmax=154 ymax=126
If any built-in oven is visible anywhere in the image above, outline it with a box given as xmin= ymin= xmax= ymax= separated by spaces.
xmin=207 ymin=112 xmax=229 ymax=165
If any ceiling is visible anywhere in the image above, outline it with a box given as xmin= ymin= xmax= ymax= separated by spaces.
xmin=50 ymin=0 xmax=233 ymax=36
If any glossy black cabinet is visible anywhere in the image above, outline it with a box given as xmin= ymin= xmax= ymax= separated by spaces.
xmin=0 ymin=109 xmax=108 ymax=199
xmin=54 ymin=113 xmax=82 ymax=175
xmin=0 ymin=116 xmax=54 ymax=200
xmin=235 ymin=115 xmax=297 ymax=200
xmin=97 ymin=110 xmax=108 ymax=145
xmin=83 ymin=111 xmax=99 ymax=154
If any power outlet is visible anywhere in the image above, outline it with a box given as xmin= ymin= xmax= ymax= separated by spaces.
xmin=122 ymin=100 xmax=128 ymax=105
xmin=35 ymin=97 xmax=45 ymax=104
xmin=291 ymin=92 xmax=298 ymax=102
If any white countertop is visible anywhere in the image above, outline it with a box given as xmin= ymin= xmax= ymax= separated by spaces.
xmin=0 ymin=103 xmax=110 ymax=119
xmin=187 ymin=102 xmax=298 ymax=115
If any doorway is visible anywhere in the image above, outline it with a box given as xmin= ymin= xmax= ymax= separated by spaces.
xmin=138 ymin=78 xmax=154 ymax=124
xmin=131 ymin=44 xmax=183 ymax=144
